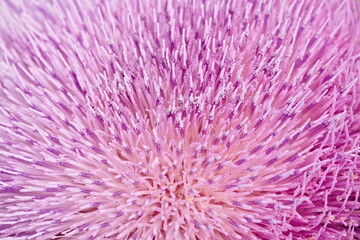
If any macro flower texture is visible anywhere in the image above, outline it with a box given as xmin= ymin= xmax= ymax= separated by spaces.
xmin=0 ymin=0 xmax=359 ymax=239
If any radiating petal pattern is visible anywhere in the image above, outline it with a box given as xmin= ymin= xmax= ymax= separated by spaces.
xmin=0 ymin=0 xmax=359 ymax=239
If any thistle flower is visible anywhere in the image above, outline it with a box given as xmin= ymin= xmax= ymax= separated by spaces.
xmin=0 ymin=0 xmax=359 ymax=239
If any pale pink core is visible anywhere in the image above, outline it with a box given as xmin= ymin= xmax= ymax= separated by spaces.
xmin=0 ymin=0 xmax=359 ymax=239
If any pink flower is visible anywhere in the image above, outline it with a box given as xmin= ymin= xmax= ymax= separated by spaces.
xmin=0 ymin=0 xmax=359 ymax=239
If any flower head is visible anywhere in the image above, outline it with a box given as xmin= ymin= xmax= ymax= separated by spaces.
xmin=0 ymin=0 xmax=359 ymax=239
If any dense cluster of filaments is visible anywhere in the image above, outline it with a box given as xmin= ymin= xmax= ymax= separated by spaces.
xmin=0 ymin=0 xmax=359 ymax=239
